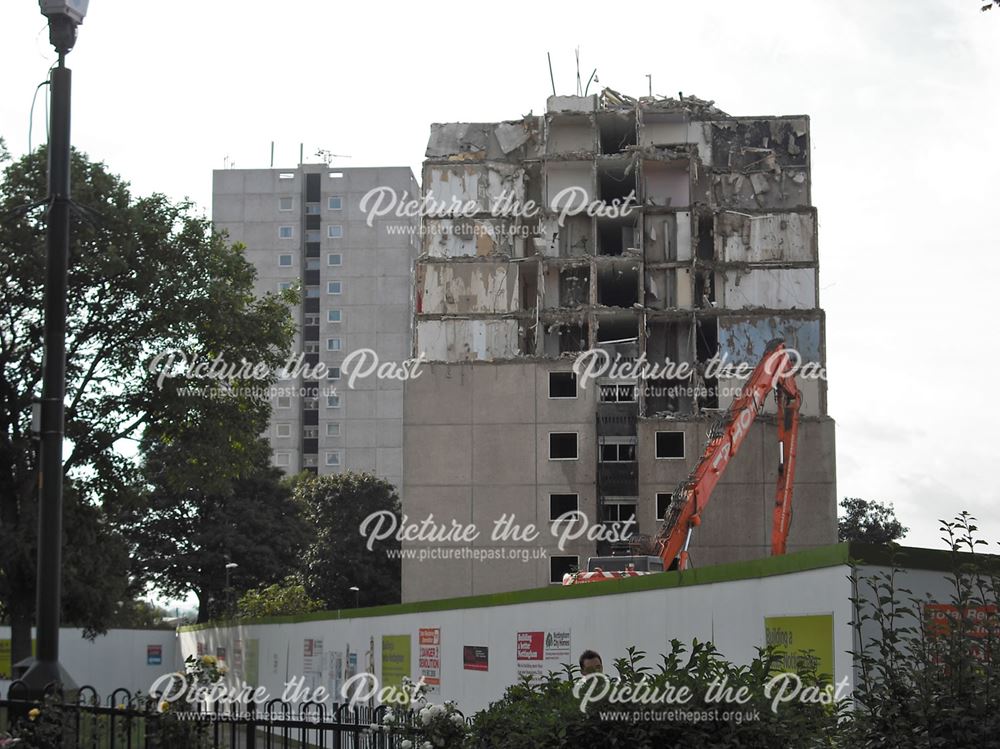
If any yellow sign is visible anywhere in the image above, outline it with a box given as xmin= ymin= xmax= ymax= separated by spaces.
xmin=764 ymin=614 xmax=834 ymax=680
xmin=0 ymin=639 xmax=37 ymax=680
xmin=381 ymin=635 xmax=411 ymax=690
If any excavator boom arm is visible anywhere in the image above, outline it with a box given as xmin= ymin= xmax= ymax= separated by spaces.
xmin=655 ymin=339 xmax=801 ymax=570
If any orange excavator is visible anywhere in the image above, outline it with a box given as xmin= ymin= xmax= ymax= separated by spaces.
xmin=564 ymin=338 xmax=801 ymax=585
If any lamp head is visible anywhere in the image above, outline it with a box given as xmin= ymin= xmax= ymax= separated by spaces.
xmin=39 ymin=0 xmax=89 ymax=55
xmin=39 ymin=0 xmax=89 ymax=23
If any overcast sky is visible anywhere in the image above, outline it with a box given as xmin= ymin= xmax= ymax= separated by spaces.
xmin=2 ymin=0 xmax=999 ymax=556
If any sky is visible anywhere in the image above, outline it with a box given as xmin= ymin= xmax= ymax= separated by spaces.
xmin=2 ymin=0 xmax=999 ymax=559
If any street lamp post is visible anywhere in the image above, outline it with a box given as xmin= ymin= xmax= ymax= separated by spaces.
xmin=349 ymin=586 xmax=360 ymax=609
xmin=19 ymin=0 xmax=90 ymax=696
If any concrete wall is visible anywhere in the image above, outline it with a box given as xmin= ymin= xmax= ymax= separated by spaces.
xmin=0 ymin=628 xmax=179 ymax=699
xmin=403 ymin=362 xmax=837 ymax=600
xmin=638 ymin=418 xmax=837 ymax=565
xmin=717 ymin=316 xmax=824 ymax=364
xmin=718 ymin=211 xmax=817 ymax=264
xmin=415 ymin=320 xmax=521 ymax=362
xmin=403 ymin=362 xmax=600 ymax=600
xmin=545 ymin=162 xmax=595 ymax=212
xmin=423 ymin=164 xmax=525 ymax=214
xmin=418 ymin=263 xmax=520 ymax=315
xmin=720 ymin=268 xmax=817 ymax=310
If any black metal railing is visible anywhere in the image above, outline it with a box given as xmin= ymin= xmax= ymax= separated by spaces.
xmin=0 ymin=682 xmax=420 ymax=749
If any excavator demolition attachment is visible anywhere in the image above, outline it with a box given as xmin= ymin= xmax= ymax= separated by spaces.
xmin=564 ymin=338 xmax=801 ymax=585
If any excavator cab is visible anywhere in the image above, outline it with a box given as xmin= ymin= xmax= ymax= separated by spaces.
xmin=585 ymin=555 xmax=664 ymax=573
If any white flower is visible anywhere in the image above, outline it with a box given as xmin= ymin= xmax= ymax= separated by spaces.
xmin=419 ymin=708 xmax=432 ymax=726
xmin=384 ymin=709 xmax=394 ymax=721
xmin=451 ymin=713 xmax=464 ymax=726
xmin=401 ymin=742 xmax=413 ymax=749
xmin=421 ymin=742 xmax=433 ymax=749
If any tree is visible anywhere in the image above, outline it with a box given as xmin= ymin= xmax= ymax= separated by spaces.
xmin=297 ymin=473 xmax=401 ymax=609
xmin=838 ymin=497 xmax=908 ymax=544
xmin=0 ymin=145 xmax=296 ymax=659
xmin=122 ymin=438 xmax=312 ymax=623
xmin=106 ymin=599 xmax=172 ymax=629
xmin=237 ymin=576 xmax=324 ymax=619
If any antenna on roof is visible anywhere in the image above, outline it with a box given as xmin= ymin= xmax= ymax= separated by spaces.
xmin=547 ymin=52 xmax=556 ymax=96
xmin=646 ymin=74 xmax=652 ymax=97
xmin=315 ymin=149 xmax=352 ymax=166
xmin=575 ymin=47 xmax=582 ymax=96
xmin=270 ymin=141 xmax=274 ymax=168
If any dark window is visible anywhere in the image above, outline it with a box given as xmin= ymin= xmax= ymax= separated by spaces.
xmin=656 ymin=492 xmax=672 ymax=521
xmin=600 ymin=442 xmax=636 ymax=462
xmin=550 ymin=556 xmax=578 ymax=584
xmin=549 ymin=372 xmax=577 ymax=398
xmin=306 ymin=173 xmax=321 ymax=202
xmin=599 ymin=383 xmax=637 ymax=403
xmin=549 ymin=493 xmax=579 ymax=521
xmin=549 ymin=432 xmax=578 ymax=460
xmin=602 ymin=503 xmax=637 ymax=523
xmin=655 ymin=431 xmax=685 ymax=459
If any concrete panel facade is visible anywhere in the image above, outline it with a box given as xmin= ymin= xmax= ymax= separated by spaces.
xmin=213 ymin=165 xmax=418 ymax=490
xmin=404 ymin=363 xmax=836 ymax=599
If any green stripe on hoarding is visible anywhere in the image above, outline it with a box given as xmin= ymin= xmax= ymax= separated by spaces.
xmin=179 ymin=543 xmax=854 ymax=632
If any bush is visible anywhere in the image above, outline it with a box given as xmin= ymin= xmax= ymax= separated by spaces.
xmin=846 ymin=512 xmax=1000 ymax=746
xmin=237 ymin=576 xmax=324 ymax=619
xmin=467 ymin=643 xmax=844 ymax=748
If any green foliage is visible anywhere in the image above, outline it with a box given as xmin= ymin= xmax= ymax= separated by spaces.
xmin=122 ymin=441 xmax=311 ymax=622
xmin=839 ymin=497 xmax=908 ymax=544
xmin=60 ymin=489 xmax=133 ymax=639
xmin=237 ymin=575 xmax=324 ymax=619
xmin=6 ymin=696 xmax=72 ymax=747
xmin=467 ymin=644 xmax=844 ymax=749
xmin=297 ymin=472 xmax=401 ymax=609
xmin=107 ymin=599 xmax=172 ymax=629
xmin=846 ymin=512 xmax=1000 ymax=746
xmin=0 ymin=143 xmax=296 ymax=648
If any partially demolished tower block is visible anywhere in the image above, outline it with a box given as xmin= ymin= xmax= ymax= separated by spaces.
xmin=402 ymin=90 xmax=836 ymax=602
